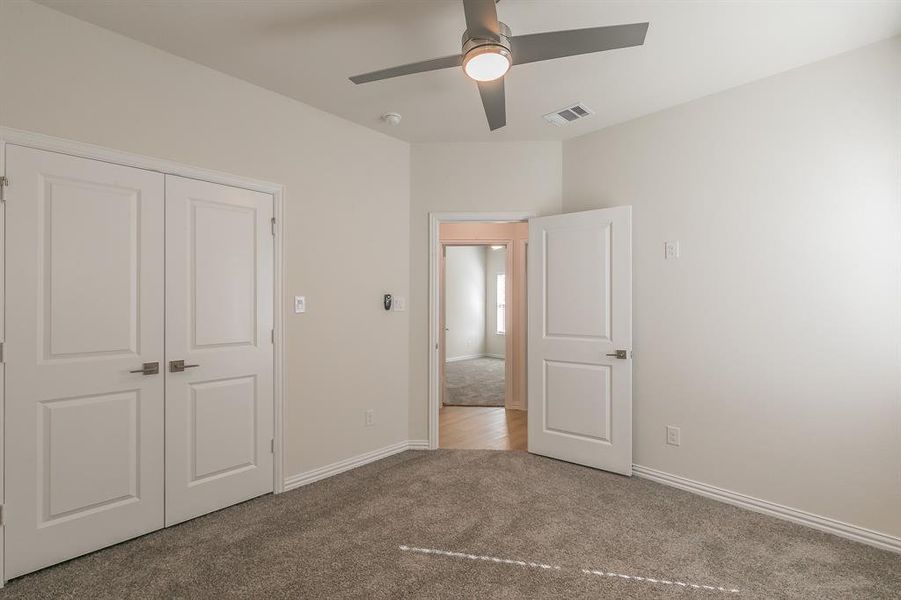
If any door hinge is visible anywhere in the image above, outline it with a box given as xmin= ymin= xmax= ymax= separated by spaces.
xmin=270 ymin=217 xmax=276 ymax=236
xmin=270 ymin=439 xmax=275 ymax=454
xmin=271 ymin=329 xmax=275 ymax=343
xmin=0 ymin=505 xmax=5 ymax=526
xmin=0 ymin=175 xmax=8 ymax=202
xmin=0 ymin=342 xmax=4 ymax=363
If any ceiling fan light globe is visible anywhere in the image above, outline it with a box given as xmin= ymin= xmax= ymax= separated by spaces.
xmin=463 ymin=45 xmax=511 ymax=82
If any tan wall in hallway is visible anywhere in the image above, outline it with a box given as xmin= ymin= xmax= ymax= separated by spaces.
xmin=443 ymin=245 xmax=487 ymax=361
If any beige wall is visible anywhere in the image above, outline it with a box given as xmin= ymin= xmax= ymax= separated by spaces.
xmin=408 ymin=142 xmax=563 ymax=440
xmin=6 ymin=0 xmax=899 ymax=545
xmin=0 ymin=0 xmax=411 ymax=476
xmin=444 ymin=246 xmax=487 ymax=360
xmin=563 ymin=37 xmax=901 ymax=537
xmin=443 ymin=244 xmax=507 ymax=361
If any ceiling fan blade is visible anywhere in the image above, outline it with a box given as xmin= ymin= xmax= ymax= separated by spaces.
xmin=462 ymin=0 xmax=500 ymax=41
xmin=350 ymin=54 xmax=462 ymax=84
xmin=511 ymin=22 xmax=649 ymax=66
xmin=477 ymin=78 xmax=506 ymax=131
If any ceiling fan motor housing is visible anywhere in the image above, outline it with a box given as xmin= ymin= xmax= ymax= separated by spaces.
xmin=462 ymin=21 xmax=512 ymax=66
xmin=349 ymin=3 xmax=649 ymax=132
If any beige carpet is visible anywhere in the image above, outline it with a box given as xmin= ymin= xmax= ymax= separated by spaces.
xmin=444 ymin=357 xmax=505 ymax=406
xmin=1 ymin=450 xmax=899 ymax=599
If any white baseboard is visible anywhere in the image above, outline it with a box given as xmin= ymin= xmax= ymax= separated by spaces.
xmin=633 ymin=464 xmax=901 ymax=554
xmin=446 ymin=354 xmax=486 ymax=363
xmin=446 ymin=353 xmax=506 ymax=362
xmin=283 ymin=440 xmax=429 ymax=491
xmin=283 ymin=449 xmax=899 ymax=554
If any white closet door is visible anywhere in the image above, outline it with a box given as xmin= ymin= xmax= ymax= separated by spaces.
xmin=4 ymin=146 xmax=165 ymax=578
xmin=527 ymin=207 xmax=633 ymax=475
xmin=164 ymin=175 xmax=274 ymax=526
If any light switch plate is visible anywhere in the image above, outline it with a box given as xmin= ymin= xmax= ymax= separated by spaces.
xmin=294 ymin=295 xmax=306 ymax=314
xmin=393 ymin=296 xmax=406 ymax=312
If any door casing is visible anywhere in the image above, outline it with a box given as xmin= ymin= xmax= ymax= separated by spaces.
xmin=0 ymin=127 xmax=287 ymax=585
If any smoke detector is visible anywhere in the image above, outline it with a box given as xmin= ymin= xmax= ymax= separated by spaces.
xmin=381 ymin=112 xmax=402 ymax=126
xmin=543 ymin=103 xmax=594 ymax=126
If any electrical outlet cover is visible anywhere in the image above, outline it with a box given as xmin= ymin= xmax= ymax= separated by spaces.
xmin=664 ymin=241 xmax=680 ymax=260
xmin=666 ymin=426 xmax=681 ymax=446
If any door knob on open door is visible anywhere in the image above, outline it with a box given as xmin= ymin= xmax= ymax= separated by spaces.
xmin=606 ymin=350 xmax=628 ymax=359
xmin=169 ymin=360 xmax=200 ymax=373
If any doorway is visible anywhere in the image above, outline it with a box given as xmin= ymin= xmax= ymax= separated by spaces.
xmin=433 ymin=219 xmax=529 ymax=451
xmin=428 ymin=208 xmax=633 ymax=474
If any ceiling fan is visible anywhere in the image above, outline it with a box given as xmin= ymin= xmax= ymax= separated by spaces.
xmin=349 ymin=0 xmax=649 ymax=131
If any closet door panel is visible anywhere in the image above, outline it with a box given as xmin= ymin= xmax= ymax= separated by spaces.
xmin=164 ymin=175 xmax=274 ymax=526
xmin=4 ymin=145 xmax=165 ymax=579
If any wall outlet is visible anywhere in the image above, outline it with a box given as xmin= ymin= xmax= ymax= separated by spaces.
xmin=666 ymin=426 xmax=681 ymax=446
xmin=393 ymin=296 xmax=406 ymax=312
xmin=364 ymin=409 xmax=375 ymax=427
xmin=294 ymin=295 xmax=306 ymax=314
xmin=664 ymin=241 xmax=680 ymax=260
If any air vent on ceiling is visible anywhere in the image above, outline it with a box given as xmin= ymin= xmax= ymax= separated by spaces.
xmin=543 ymin=102 xmax=594 ymax=126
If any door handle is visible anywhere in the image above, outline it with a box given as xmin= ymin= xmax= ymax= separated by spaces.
xmin=129 ymin=362 xmax=160 ymax=375
xmin=169 ymin=359 xmax=200 ymax=373
xmin=606 ymin=350 xmax=629 ymax=359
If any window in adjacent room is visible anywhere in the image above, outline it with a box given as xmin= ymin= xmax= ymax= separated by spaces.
xmin=496 ymin=273 xmax=506 ymax=335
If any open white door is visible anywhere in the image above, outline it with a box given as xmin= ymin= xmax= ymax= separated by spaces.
xmin=527 ymin=207 xmax=632 ymax=475
xmin=164 ymin=175 xmax=274 ymax=526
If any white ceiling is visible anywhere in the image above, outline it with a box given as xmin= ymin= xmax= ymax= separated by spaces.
xmin=38 ymin=0 xmax=901 ymax=143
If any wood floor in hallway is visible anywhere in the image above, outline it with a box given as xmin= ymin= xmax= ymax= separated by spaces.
xmin=439 ymin=406 xmax=527 ymax=451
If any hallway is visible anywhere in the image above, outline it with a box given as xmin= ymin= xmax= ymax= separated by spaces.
xmin=443 ymin=357 xmax=505 ymax=407
xmin=439 ymin=406 xmax=526 ymax=451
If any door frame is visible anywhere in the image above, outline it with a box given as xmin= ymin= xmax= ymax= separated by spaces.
xmin=428 ymin=212 xmax=535 ymax=450
xmin=0 ymin=127 xmax=287 ymax=583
